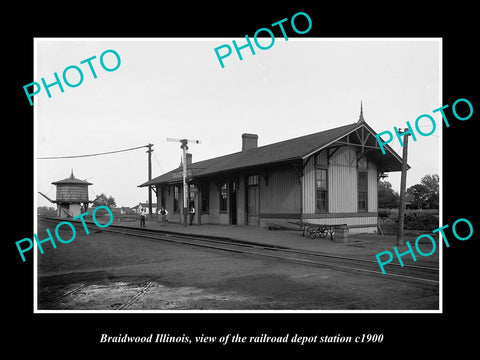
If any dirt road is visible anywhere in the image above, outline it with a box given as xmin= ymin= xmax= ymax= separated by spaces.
xmin=37 ymin=221 xmax=438 ymax=310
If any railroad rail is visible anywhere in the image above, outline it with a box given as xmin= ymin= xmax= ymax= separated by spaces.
xmin=40 ymin=217 xmax=439 ymax=286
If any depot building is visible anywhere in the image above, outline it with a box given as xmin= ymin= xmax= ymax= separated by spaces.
xmin=139 ymin=109 xmax=405 ymax=234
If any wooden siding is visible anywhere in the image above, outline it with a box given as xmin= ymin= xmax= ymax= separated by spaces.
xmin=302 ymin=145 xmax=378 ymax=233
xmin=154 ymin=144 xmax=378 ymax=231
xmin=237 ymin=176 xmax=246 ymax=225
xmin=358 ymin=155 xmax=378 ymax=213
xmin=157 ymin=178 xmax=243 ymax=226
xmin=156 ymin=184 xmax=182 ymax=223
xmin=57 ymin=203 xmax=82 ymax=218
xmin=200 ymin=213 xmax=210 ymax=224
xmin=302 ymin=153 xmax=317 ymax=214
xmin=56 ymin=184 xmax=89 ymax=202
xmin=207 ymin=181 xmax=229 ymax=225
xmin=260 ymin=166 xmax=301 ymax=215
xmin=304 ymin=147 xmax=358 ymax=213
xmin=368 ymin=162 xmax=378 ymax=212
xmin=303 ymin=146 xmax=378 ymax=214
xmin=303 ymin=211 xmax=377 ymax=218
xmin=329 ymin=147 xmax=357 ymax=213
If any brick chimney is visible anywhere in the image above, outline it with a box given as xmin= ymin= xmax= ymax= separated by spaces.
xmin=242 ymin=133 xmax=258 ymax=152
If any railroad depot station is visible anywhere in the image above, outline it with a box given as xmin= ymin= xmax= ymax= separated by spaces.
xmin=139 ymin=108 xmax=405 ymax=235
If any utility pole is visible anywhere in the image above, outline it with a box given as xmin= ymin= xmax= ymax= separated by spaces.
xmin=146 ymin=144 xmax=153 ymax=220
xmin=396 ymin=129 xmax=409 ymax=246
xmin=166 ymin=138 xmax=201 ymax=226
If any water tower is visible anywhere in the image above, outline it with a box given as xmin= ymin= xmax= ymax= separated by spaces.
xmin=50 ymin=170 xmax=92 ymax=218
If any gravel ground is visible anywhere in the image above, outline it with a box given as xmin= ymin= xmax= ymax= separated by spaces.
xmin=36 ymin=220 xmax=439 ymax=311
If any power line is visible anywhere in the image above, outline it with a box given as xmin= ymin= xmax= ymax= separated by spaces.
xmin=153 ymin=152 xmax=164 ymax=173
xmin=37 ymin=144 xmax=149 ymax=160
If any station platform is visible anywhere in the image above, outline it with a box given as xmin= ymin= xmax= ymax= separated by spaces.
xmin=112 ymin=218 xmax=439 ymax=264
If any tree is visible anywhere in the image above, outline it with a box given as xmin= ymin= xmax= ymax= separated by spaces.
xmin=406 ymin=184 xmax=429 ymax=209
xmin=378 ymin=180 xmax=399 ymax=208
xmin=406 ymin=174 xmax=439 ymax=209
xmin=92 ymin=193 xmax=117 ymax=208
xmin=421 ymin=174 xmax=439 ymax=209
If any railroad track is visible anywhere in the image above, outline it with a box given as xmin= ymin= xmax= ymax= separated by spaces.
xmin=49 ymin=283 xmax=86 ymax=303
xmin=40 ymin=217 xmax=439 ymax=286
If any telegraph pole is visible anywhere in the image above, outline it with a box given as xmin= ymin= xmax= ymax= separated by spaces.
xmin=167 ymin=138 xmax=201 ymax=226
xmin=146 ymin=144 xmax=153 ymax=219
xmin=396 ymin=129 xmax=409 ymax=246
xmin=180 ymin=140 xmax=189 ymax=226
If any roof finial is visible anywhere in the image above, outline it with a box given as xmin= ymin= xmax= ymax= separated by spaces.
xmin=70 ymin=168 xmax=74 ymax=179
xmin=358 ymin=101 xmax=365 ymax=122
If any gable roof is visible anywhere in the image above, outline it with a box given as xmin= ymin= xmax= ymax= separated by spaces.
xmin=52 ymin=170 xmax=92 ymax=185
xmin=132 ymin=202 xmax=158 ymax=209
xmin=139 ymin=121 xmax=404 ymax=187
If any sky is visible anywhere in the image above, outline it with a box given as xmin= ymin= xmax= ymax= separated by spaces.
xmin=35 ymin=38 xmax=441 ymax=208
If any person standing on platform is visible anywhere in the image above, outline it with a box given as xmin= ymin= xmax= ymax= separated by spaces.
xmin=189 ymin=202 xmax=195 ymax=226
xmin=140 ymin=209 xmax=146 ymax=227
xmin=159 ymin=207 xmax=168 ymax=226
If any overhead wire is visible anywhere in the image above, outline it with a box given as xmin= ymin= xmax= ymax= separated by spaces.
xmin=37 ymin=144 xmax=149 ymax=159
xmin=152 ymin=152 xmax=164 ymax=173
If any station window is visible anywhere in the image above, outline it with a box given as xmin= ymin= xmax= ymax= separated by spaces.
xmin=358 ymin=171 xmax=368 ymax=212
xmin=315 ymin=168 xmax=327 ymax=213
xmin=248 ymin=175 xmax=259 ymax=186
xmin=189 ymin=184 xmax=196 ymax=200
xmin=219 ymin=183 xmax=228 ymax=212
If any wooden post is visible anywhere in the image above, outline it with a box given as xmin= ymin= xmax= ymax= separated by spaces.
xmin=146 ymin=144 xmax=153 ymax=220
xmin=181 ymin=140 xmax=189 ymax=227
xmin=396 ymin=130 xmax=409 ymax=246
xmin=166 ymin=137 xmax=201 ymax=227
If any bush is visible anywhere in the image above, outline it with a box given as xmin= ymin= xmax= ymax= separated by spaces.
xmin=378 ymin=212 xmax=439 ymax=234
xmin=404 ymin=213 xmax=439 ymax=230
xmin=378 ymin=209 xmax=391 ymax=219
